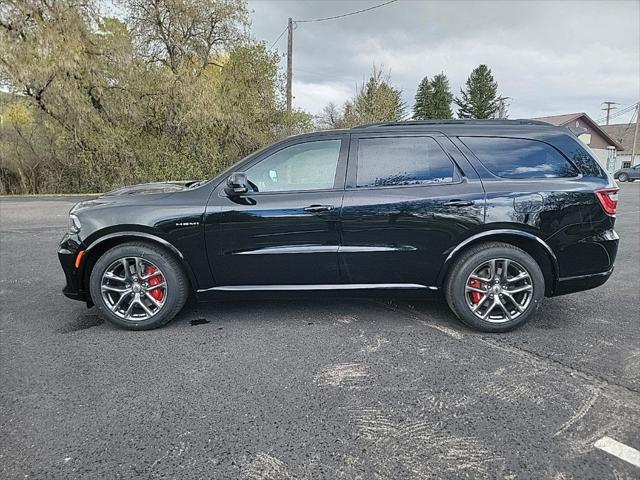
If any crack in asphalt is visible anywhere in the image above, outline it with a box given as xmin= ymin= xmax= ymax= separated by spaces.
xmin=477 ymin=337 xmax=640 ymax=397
xmin=376 ymin=299 xmax=640 ymax=398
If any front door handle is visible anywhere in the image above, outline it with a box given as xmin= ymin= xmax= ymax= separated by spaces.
xmin=442 ymin=199 xmax=475 ymax=207
xmin=304 ymin=204 xmax=335 ymax=213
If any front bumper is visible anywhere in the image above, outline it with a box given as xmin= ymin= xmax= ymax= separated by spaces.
xmin=59 ymin=232 xmax=88 ymax=302
xmin=59 ymin=247 xmax=87 ymax=301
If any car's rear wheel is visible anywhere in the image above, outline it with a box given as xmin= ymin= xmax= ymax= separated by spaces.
xmin=445 ymin=242 xmax=545 ymax=332
xmin=618 ymin=173 xmax=628 ymax=182
xmin=89 ymin=242 xmax=188 ymax=330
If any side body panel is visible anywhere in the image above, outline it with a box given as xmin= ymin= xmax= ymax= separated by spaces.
xmin=339 ymin=133 xmax=486 ymax=287
xmin=451 ymin=130 xmax=618 ymax=285
xmin=202 ymin=133 xmax=349 ymax=287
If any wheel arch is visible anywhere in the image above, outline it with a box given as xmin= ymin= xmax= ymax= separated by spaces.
xmin=438 ymin=229 xmax=559 ymax=296
xmin=80 ymin=232 xmax=197 ymax=298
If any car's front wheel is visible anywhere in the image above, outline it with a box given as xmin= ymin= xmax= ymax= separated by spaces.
xmin=89 ymin=242 xmax=188 ymax=330
xmin=445 ymin=242 xmax=545 ymax=332
xmin=618 ymin=173 xmax=628 ymax=182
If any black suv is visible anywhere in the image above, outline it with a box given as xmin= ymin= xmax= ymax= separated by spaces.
xmin=59 ymin=120 xmax=619 ymax=332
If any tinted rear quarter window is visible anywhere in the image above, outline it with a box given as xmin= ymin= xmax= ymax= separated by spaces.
xmin=546 ymin=135 xmax=606 ymax=178
xmin=461 ymin=136 xmax=578 ymax=179
xmin=356 ymin=136 xmax=455 ymax=187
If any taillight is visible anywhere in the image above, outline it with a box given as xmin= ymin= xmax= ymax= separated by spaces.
xmin=595 ymin=188 xmax=619 ymax=215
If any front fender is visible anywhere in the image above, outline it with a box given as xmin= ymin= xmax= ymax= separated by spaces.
xmin=80 ymin=230 xmax=199 ymax=293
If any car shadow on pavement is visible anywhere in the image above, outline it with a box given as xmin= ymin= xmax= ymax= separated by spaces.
xmin=170 ymin=291 xmax=466 ymax=331
xmin=57 ymin=313 xmax=105 ymax=333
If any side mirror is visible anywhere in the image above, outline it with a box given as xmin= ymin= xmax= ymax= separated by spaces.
xmin=225 ymin=172 xmax=250 ymax=196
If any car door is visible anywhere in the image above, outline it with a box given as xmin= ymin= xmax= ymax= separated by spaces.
xmin=631 ymin=164 xmax=640 ymax=180
xmin=203 ymin=135 xmax=348 ymax=288
xmin=339 ymin=133 xmax=485 ymax=287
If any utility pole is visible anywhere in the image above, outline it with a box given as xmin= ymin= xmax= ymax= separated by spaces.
xmin=632 ymin=103 xmax=639 ymax=165
xmin=286 ymin=17 xmax=293 ymax=114
xmin=601 ymin=101 xmax=618 ymax=125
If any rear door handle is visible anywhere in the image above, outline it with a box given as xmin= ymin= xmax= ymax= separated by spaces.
xmin=304 ymin=204 xmax=334 ymax=213
xmin=442 ymin=200 xmax=475 ymax=207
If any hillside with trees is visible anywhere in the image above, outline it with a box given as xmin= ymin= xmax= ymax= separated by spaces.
xmin=0 ymin=0 xmax=311 ymax=194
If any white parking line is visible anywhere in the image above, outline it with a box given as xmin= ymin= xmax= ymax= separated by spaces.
xmin=594 ymin=436 xmax=640 ymax=468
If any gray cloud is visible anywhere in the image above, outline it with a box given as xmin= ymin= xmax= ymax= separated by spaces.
xmin=249 ymin=0 xmax=639 ymax=122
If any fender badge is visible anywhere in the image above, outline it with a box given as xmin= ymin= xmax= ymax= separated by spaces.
xmin=176 ymin=221 xmax=200 ymax=227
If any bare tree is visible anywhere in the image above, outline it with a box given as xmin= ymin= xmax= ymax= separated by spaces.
xmin=124 ymin=0 xmax=248 ymax=74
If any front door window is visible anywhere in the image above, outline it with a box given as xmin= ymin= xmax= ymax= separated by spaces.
xmin=245 ymin=140 xmax=342 ymax=192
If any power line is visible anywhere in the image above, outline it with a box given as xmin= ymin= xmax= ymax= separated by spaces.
xmin=607 ymin=103 xmax=635 ymax=120
xmin=294 ymin=0 xmax=398 ymax=24
xmin=622 ymin=105 xmax=638 ymax=136
xmin=282 ymin=0 xmax=399 ymax=112
xmin=269 ymin=25 xmax=288 ymax=49
xmin=605 ymin=107 xmax=635 ymax=123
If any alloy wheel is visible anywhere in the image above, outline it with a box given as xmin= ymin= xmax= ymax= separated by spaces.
xmin=464 ymin=258 xmax=533 ymax=323
xmin=100 ymin=256 xmax=167 ymax=321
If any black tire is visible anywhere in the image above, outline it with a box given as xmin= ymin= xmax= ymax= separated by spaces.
xmin=618 ymin=173 xmax=628 ymax=182
xmin=89 ymin=242 xmax=189 ymax=330
xmin=444 ymin=242 xmax=545 ymax=332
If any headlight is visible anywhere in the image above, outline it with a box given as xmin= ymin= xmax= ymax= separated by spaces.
xmin=69 ymin=214 xmax=81 ymax=234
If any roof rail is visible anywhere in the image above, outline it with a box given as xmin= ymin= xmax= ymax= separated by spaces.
xmin=351 ymin=119 xmax=550 ymax=129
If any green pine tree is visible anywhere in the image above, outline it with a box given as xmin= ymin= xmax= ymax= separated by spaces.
xmin=413 ymin=76 xmax=433 ymax=120
xmin=455 ymin=64 xmax=501 ymax=119
xmin=429 ymin=73 xmax=454 ymax=119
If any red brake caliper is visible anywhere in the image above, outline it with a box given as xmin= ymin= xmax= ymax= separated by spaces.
xmin=146 ymin=265 xmax=165 ymax=301
xmin=469 ymin=279 xmax=482 ymax=304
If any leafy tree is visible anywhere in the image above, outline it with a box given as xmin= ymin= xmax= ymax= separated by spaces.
xmin=319 ymin=66 xmax=406 ymax=129
xmin=455 ymin=64 xmax=501 ymax=119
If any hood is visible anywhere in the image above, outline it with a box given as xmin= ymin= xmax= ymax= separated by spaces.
xmin=103 ymin=181 xmax=199 ymax=196
xmin=70 ymin=180 xmax=203 ymax=214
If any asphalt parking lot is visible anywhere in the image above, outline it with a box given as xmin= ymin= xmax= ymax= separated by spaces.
xmin=1 ymin=184 xmax=639 ymax=479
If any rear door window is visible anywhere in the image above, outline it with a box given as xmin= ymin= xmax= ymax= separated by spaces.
xmin=460 ymin=136 xmax=578 ymax=179
xmin=356 ymin=136 xmax=456 ymax=188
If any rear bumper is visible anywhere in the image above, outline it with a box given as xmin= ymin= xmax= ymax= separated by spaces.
xmin=550 ymin=228 xmax=618 ymax=296
xmin=553 ymin=267 xmax=614 ymax=296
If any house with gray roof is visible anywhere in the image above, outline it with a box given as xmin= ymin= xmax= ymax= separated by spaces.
xmin=533 ymin=112 xmax=624 ymax=173
xmin=601 ymin=123 xmax=638 ymax=169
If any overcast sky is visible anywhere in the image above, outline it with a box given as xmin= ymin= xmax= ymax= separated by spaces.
xmin=248 ymin=0 xmax=640 ymax=124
